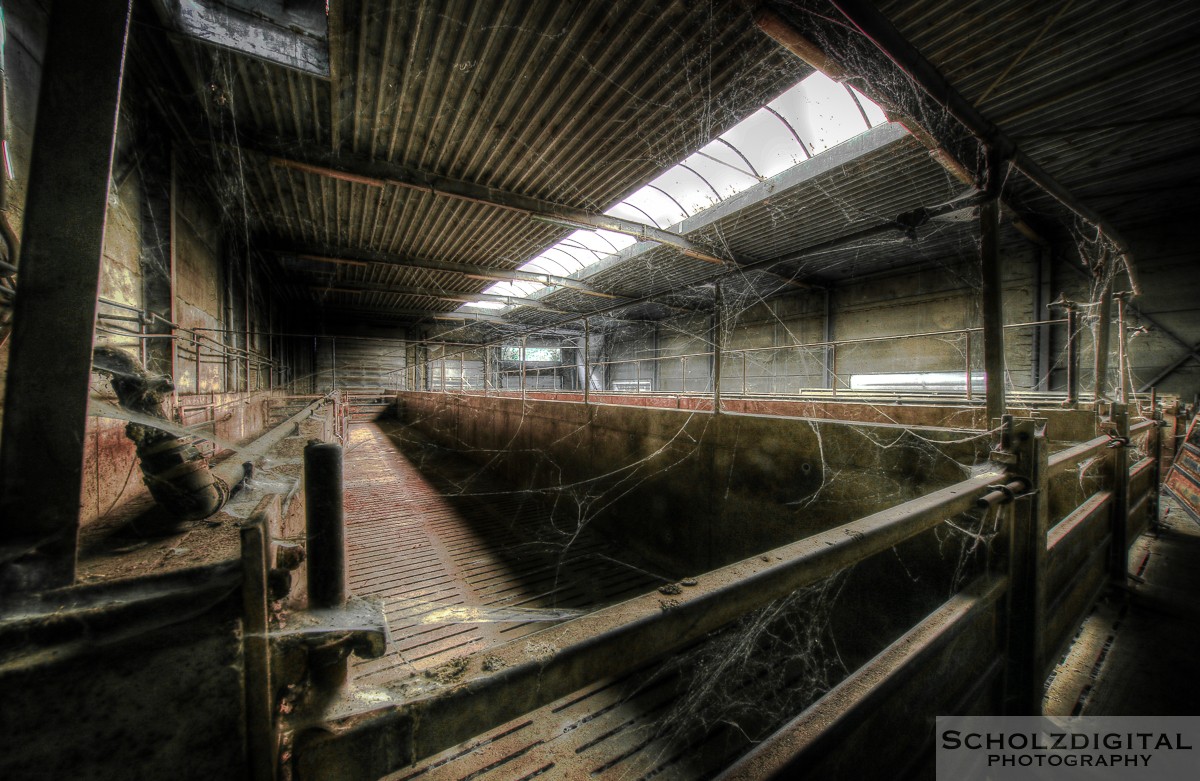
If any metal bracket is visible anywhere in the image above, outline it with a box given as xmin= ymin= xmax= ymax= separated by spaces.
xmin=270 ymin=597 xmax=389 ymax=690
xmin=976 ymin=478 xmax=1031 ymax=508
xmin=1106 ymin=431 xmax=1131 ymax=449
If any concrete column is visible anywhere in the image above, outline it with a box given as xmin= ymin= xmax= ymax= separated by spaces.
xmin=980 ymin=156 xmax=1006 ymax=431
xmin=1065 ymin=305 xmax=1080 ymax=405
xmin=1093 ymin=278 xmax=1113 ymax=400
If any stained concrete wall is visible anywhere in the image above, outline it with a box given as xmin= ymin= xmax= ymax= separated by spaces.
xmin=398 ymin=392 xmax=990 ymax=574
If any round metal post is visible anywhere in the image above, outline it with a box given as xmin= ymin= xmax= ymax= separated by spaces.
xmin=305 ymin=440 xmax=347 ymax=688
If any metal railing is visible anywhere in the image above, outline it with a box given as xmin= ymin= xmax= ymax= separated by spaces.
xmin=405 ymin=318 xmax=1082 ymax=405
xmin=290 ymin=401 xmax=1164 ymax=779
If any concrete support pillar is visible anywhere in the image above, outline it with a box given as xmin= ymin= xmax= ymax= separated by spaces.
xmin=1065 ymin=305 xmax=1080 ymax=405
xmin=1034 ymin=249 xmax=1052 ymax=391
xmin=0 ymin=0 xmax=133 ymax=592
xmin=980 ymin=155 xmax=1006 ymax=431
xmin=1093 ymin=278 xmax=1113 ymax=401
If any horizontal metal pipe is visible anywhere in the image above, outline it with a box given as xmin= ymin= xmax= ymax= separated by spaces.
xmin=211 ymin=397 xmax=325 ymax=491
xmin=1047 ymin=434 xmax=1111 ymax=479
xmin=294 ymin=470 xmax=1000 ymax=779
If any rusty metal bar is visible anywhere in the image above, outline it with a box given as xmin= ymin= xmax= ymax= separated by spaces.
xmin=1047 ymin=433 xmax=1112 ymax=479
xmin=292 ymin=470 xmax=1000 ymax=779
xmin=1047 ymin=490 xmax=1114 ymax=551
xmin=0 ymin=0 xmax=133 ymax=591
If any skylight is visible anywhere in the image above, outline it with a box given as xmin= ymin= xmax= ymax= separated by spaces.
xmin=459 ymin=71 xmax=890 ymax=314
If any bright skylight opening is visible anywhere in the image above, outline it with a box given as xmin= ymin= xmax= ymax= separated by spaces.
xmin=460 ymin=71 xmax=890 ymax=313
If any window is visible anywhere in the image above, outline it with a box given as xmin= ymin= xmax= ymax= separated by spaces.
xmin=501 ymin=346 xmax=562 ymax=363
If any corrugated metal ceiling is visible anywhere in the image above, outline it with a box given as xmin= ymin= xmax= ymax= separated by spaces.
xmin=149 ymin=0 xmax=1200 ymax=332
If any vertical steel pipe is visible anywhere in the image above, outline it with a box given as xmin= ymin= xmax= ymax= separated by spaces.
xmin=305 ymin=440 xmax=347 ymax=687
xmin=1065 ymin=305 xmax=1080 ymax=405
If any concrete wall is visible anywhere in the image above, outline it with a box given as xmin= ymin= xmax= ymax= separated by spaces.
xmin=585 ymin=234 xmax=1200 ymax=405
xmin=398 ymin=392 xmax=990 ymax=574
xmin=316 ymin=334 xmax=410 ymax=391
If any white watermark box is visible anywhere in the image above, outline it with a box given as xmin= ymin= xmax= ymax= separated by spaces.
xmin=936 ymin=716 xmax=1200 ymax=779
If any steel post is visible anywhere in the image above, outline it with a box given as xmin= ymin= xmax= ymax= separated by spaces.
xmin=713 ymin=281 xmax=723 ymax=413
xmin=1003 ymin=418 xmax=1049 ymax=714
xmin=305 ymin=441 xmax=347 ymax=687
xmin=1108 ymin=403 xmax=1130 ymax=583
xmin=1065 ymin=305 xmax=1080 ymax=405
